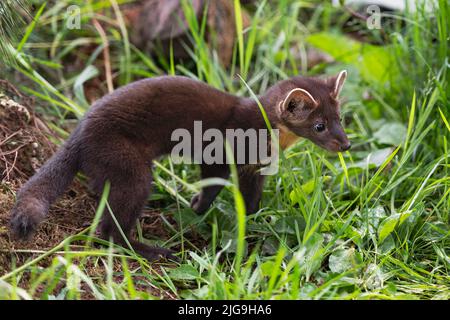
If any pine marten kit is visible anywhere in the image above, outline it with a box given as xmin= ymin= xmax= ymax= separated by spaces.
xmin=10 ymin=71 xmax=350 ymax=261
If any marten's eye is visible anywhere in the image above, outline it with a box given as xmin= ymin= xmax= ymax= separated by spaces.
xmin=314 ymin=123 xmax=326 ymax=132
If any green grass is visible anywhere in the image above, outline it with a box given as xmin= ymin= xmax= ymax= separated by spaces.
xmin=0 ymin=0 xmax=449 ymax=299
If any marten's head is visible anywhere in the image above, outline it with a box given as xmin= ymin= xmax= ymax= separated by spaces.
xmin=274 ymin=70 xmax=351 ymax=152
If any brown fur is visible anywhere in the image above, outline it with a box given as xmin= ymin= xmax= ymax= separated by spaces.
xmin=9 ymin=73 xmax=350 ymax=261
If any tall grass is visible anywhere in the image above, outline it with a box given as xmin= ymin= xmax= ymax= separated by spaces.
xmin=1 ymin=0 xmax=449 ymax=299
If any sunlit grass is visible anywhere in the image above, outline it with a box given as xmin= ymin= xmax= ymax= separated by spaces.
xmin=1 ymin=0 xmax=449 ymax=300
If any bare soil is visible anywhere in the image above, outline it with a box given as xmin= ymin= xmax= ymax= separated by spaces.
xmin=0 ymin=81 xmax=171 ymax=276
xmin=0 ymin=80 xmax=96 ymax=271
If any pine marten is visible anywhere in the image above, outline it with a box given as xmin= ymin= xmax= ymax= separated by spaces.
xmin=10 ymin=71 xmax=350 ymax=261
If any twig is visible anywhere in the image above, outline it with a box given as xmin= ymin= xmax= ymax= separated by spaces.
xmin=5 ymin=150 xmax=18 ymax=180
xmin=344 ymin=4 xmax=369 ymax=22
xmin=342 ymin=4 xmax=388 ymax=40
xmin=0 ymin=131 xmax=21 ymax=147
xmin=92 ymin=18 xmax=114 ymax=94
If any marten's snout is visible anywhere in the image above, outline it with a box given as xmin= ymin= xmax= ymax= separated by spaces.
xmin=329 ymin=123 xmax=350 ymax=152
xmin=340 ymin=142 xmax=351 ymax=151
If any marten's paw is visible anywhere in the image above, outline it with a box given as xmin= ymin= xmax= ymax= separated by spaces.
xmin=137 ymin=245 xmax=179 ymax=262
xmin=146 ymin=248 xmax=179 ymax=262
xmin=190 ymin=193 xmax=209 ymax=214
xmin=10 ymin=211 xmax=38 ymax=240
xmin=9 ymin=201 xmax=46 ymax=240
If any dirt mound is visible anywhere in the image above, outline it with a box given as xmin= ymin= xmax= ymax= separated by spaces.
xmin=0 ymin=80 xmax=96 ymax=272
xmin=0 ymin=81 xmax=175 ymax=277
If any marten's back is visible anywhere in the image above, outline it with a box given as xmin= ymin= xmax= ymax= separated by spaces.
xmin=84 ymin=76 xmax=239 ymax=136
xmin=74 ymin=76 xmax=240 ymax=159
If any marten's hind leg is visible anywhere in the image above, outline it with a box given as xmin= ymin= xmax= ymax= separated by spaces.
xmin=89 ymin=163 xmax=176 ymax=261
xmin=190 ymin=164 xmax=230 ymax=214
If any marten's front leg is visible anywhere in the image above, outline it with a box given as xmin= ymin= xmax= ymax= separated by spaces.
xmin=91 ymin=162 xmax=177 ymax=261
xmin=238 ymin=166 xmax=265 ymax=214
xmin=191 ymin=164 xmax=230 ymax=214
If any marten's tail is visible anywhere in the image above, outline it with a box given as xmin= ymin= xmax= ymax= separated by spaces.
xmin=10 ymin=141 xmax=80 ymax=240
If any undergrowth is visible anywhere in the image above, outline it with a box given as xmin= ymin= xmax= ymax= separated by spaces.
xmin=0 ymin=0 xmax=448 ymax=300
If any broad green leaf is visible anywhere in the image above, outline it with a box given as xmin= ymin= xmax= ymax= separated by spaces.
xmin=188 ymin=252 xmax=209 ymax=269
xmin=262 ymin=236 xmax=279 ymax=255
xmin=260 ymin=261 xmax=276 ymax=277
xmin=374 ymin=123 xmax=408 ymax=146
xmin=168 ymin=264 xmax=200 ymax=281
xmin=378 ymin=212 xmax=412 ymax=243
xmin=172 ymin=208 xmax=204 ymax=227
xmin=290 ymin=176 xmax=331 ymax=204
xmin=379 ymin=234 xmax=396 ymax=253
xmin=307 ymin=32 xmax=399 ymax=90
xmin=378 ymin=216 xmax=398 ymax=243
xmin=296 ymin=233 xmax=324 ymax=280
xmin=358 ymin=206 xmax=387 ymax=237
xmin=329 ymin=248 xmax=361 ymax=273
xmin=351 ymin=148 xmax=395 ymax=169
xmin=364 ymin=263 xmax=384 ymax=290
xmin=220 ymin=230 xmax=248 ymax=255
xmin=274 ymin=216 xmax=306 ymax=235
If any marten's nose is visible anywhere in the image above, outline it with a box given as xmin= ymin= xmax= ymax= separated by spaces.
xmin=340 ymin=142 xmax=351 ymax=151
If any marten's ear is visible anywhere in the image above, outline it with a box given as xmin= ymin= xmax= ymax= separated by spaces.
xmin=277 ymin=88 xmax=318 ymax=117
xmin=331 ymin=70 xmax=347 ymax=98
